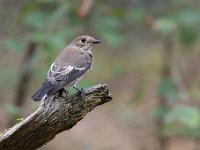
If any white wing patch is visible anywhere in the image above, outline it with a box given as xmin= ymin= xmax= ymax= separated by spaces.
xmin=46 ymin=63 xmax=86 ymax=81
xmin=50 ymin=63 xmax=73 ymax=74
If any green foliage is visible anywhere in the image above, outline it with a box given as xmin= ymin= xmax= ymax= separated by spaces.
xmin=154 ymin=105 xmax=200 ymax=137
xmin=160 ymin=106 xmax=200 ymax=137
xmin=177 ymin=9 xmax=200 ymax=28
xmin=4 ymin=39 xmax=23 ymax=54
xmin=4 ymin=0 xmax=200 ymax=53
xmin=10 ymin=0 xmax=144 ymax=64
xmin=93 ymin=12 xmax=126 ymax=46
xmin=2 ymin=103 xmax=21 ymax=116
xmin=153 ymin=106 xmax=170 ymax=119
xmin=154 ymin=18 xmax=177 ymax=36
xmin=2 ymin=103 xmax=21 ymax=123
xmin=157 ymin=78 xmax=179 ymax=102
xmin=179 ymin=27 xmax=197 ymax=46
xmin=101 ymin=32 xmax=124 ymax=47
xmin=176 ymin=9 xmax=200 ymax=46
xmin=126 ymin=8 xmax=145 ymax=25
xmin=15 ymin=0 xmax=75 ymax=63
xmin=164 ymin=106 xmax=200 ymax=128
xmin=153 ymin=7 xmax=200 ymax=46
xmin=16 ymin=0 xmax=138 ymax=51
xmin=154 ymin=4 xmax=200 ymax=138
xmin=23 ymin=10 xmax=47 ymax=30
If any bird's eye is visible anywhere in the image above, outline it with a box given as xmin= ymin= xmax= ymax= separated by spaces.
xmin=81 ymin=38 xmax=86 ymax=43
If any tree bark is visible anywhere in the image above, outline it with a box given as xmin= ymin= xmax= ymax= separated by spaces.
xmin=0 ymin=84 xmax=112 ymax=150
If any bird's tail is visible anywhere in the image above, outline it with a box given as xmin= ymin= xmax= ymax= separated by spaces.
xmin=31 ymin=82 xmax=55 ymax=101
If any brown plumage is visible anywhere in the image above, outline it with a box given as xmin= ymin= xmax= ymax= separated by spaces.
xmin=31 ymin=35 xmax=100 ymax=101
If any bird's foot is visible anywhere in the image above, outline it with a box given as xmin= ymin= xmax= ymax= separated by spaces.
xmin=73 ymin=87 xmax=85 ymax=99
xmin=62 ymin=88 xmax=69 ymax=96
xmin=58 ymin=88 xmax=69 ymax=97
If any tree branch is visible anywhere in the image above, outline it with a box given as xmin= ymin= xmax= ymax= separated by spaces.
xmin=0 ymin=84 xmax=112 ymax=150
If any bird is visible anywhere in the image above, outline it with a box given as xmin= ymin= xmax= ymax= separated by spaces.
xmin=31 ymin=35 xmax=101 ymax=101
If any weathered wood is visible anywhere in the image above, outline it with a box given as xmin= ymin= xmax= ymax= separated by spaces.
xmin=0 ymin=84 xmax=112 ymax=150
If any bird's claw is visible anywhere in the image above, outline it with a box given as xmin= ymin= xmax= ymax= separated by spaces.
xmin=59 ymin=88 xmax=69 ymax=97
xmin=73 ymin=87 xmax=85 ymax=99
xmin=79 ymin=88 xmax=85 ymax=99
xmin=62 ymin=88 xmax=69 ymax=96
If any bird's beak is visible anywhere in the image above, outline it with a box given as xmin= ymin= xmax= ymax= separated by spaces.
xmin=92 ymin=39 xmax=101 ymax=44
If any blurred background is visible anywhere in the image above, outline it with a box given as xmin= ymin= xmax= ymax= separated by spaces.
xmin=1 ymin=0 xmax=200 ymax=149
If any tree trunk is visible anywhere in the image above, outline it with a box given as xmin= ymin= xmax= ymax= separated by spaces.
xmin=0 ymin=84 xmax=112 ymax=150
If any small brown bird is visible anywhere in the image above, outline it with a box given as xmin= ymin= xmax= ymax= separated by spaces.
xmin=31 ymin=35 xmax=100 ymax=101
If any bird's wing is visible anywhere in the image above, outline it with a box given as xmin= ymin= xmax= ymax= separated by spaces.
xmin=46 ymin=59 xmax=91 ymax=86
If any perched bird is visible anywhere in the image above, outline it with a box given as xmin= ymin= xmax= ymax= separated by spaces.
xmin=31 ymin=35 xmax=100 ymax=101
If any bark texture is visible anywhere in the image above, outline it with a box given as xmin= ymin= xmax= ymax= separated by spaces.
xmin=0 ymin=84 xmax=112 ymax=150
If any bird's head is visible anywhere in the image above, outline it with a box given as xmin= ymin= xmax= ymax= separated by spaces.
xmin=70 ymin=35 xmax=101 ymax=51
